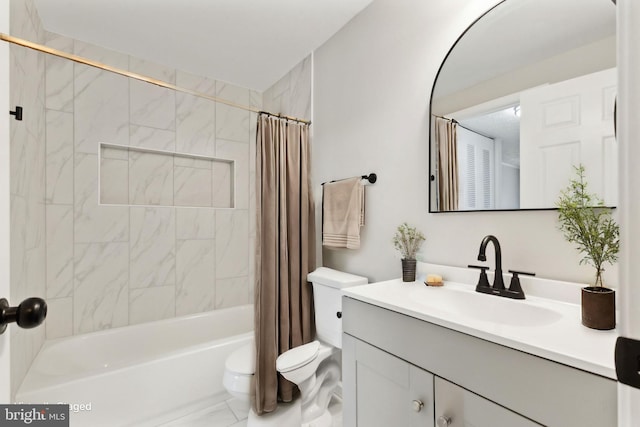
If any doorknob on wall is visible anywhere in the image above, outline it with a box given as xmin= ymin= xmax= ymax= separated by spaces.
xmin=0 ymin=297 xmax=47 ymax=335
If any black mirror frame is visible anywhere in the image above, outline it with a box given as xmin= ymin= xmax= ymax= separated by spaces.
xmin=428 ymin=0 xmax=617 ymax=214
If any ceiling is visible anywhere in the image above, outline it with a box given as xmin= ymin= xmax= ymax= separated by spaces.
xmin=32 ymin=0 xmax=374 ymax=91
xmin=459 ymin=106 xmax=521 ymax=167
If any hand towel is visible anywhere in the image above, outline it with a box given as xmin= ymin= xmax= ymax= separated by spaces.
xmin=322 ymin=177 xmax=365 ymax=249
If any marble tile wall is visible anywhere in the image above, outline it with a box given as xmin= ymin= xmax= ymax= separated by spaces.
xmin=9 ymin=7 xmax=308 ymax=398
xmin=260 ymin=55 xmax=314 ymax=293
xmin=262 ymin=55 xmax=313 ymax=122
xmin=10 ymin=0 xmax=47 ymax=398
xmin=41 ymin=32 xmax=260 ymax=341
xmin=100 ymin=145 xmax=234 ymax=209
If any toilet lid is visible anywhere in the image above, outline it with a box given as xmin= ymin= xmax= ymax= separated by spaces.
xmin=225 ymin=343 xmax=255 ymax=375
xmin=276 ymin=341 xmax=320 ymax=373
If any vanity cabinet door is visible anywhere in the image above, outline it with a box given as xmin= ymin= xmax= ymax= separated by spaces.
xmin=434 ymin=377 xmax=540 ymax=427
xmin=343 ymin=334 xmax=434 ymax=427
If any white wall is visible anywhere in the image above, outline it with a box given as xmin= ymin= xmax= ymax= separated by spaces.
xmin=0 ymin=0 xmax=12 ymax=404
xmin=617 ymin=0 xmax=640 ymax=421
xmin=497 ymin=164 xmax=520 ymax=210
xmin=313 ymin=0 xmax=617 ymax=286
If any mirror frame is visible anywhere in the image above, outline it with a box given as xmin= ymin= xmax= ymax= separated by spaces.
xmin=428 ymin=0 xmax=617 ymax=214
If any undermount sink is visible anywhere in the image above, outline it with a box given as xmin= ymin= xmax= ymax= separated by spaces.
xmin=410 ymin=283 xmax=563 ymax=327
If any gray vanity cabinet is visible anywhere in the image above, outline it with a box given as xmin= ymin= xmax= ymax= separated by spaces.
xmin=343 ymin=333 xmax=538 ymax=427
xmin=342 ymin=334 xmax=435 ymax=427
xmin=342 ymin=297 xmax=617 ymax=427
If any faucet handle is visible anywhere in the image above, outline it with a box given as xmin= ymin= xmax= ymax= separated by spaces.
xmin=468 ymin=265 xmax=491 ymax=292
xmin=508 ymin=269 xmax=535 ymax=277
xmin=505 ymin=270 xmax=535 ymax=300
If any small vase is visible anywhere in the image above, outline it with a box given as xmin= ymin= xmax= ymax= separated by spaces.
xmin=581 ymin=287 xmax=616 ymax=330
xmin=401 ymin=259 xmax=417 ymax=282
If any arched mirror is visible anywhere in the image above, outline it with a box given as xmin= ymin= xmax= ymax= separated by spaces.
xmin=429 ymin=0 xmax=616 ymax=212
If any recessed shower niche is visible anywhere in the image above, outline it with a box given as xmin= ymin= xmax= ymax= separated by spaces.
xmin=99 ymin=142 xmax=235 ymax=208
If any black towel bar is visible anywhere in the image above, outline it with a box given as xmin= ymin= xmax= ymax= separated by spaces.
xmin=321 ymin=173 xmax=377 ymax=186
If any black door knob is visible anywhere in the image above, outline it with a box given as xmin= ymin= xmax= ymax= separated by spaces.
xmin=0 ymin=297 xmax=47 ymax=334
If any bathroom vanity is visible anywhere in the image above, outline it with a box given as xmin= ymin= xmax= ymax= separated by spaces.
xmin=341 ymin=266 xmax=618 ymax=427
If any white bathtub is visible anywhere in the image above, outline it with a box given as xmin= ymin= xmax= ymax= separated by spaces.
xmin=16 ymin=304 xmax=254 ymax=427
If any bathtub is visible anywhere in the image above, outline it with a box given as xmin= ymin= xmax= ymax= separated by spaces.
xmin=16 ymin=304 xmax=254 ymax=427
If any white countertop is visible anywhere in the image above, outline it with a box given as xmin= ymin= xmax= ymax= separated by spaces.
xmin=343 ymin=278 xmax=618 ymax=379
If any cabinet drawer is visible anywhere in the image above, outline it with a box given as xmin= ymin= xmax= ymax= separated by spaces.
xmin=435 ymin=377 xmax=540 ymax=427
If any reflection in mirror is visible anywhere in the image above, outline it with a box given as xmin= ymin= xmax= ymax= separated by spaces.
xmin=429 ymin=0 xmax=617 ymax=212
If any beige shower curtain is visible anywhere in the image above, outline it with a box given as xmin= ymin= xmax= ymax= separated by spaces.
xmin=435 ymin=116 xmax=459 ymax=210
xmin=254 ymin=114 xmax=316 ymax=415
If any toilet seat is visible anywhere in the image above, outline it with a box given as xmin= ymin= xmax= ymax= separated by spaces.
xmin=276 ymin=341 xmax=319 ymax=373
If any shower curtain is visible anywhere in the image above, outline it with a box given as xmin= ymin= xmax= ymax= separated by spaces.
xmin=435 ymin=116 xmax=459 ymax=211
xmin=254 ymin=114 xmax=316 ymax=415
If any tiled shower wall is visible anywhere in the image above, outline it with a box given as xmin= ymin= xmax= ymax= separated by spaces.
xmin=42 ymin=34 xmax=260 ymax=339
xmin=8 ymin=0 xmax=308 ymax=396
xmin=10 ymin=0 xmax=47 ymax=398
xmin=263 ymin=55 xmax=312 ymax=123
xmin=262 ymin=54 xmax=315 ymax=264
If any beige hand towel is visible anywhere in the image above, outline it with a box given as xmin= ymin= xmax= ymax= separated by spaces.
xmin=322 ymin=177 xmax=365 ymax=249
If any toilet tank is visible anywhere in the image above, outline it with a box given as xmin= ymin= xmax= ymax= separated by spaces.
xmin=307 ymin=267 xmax=368 ymax=349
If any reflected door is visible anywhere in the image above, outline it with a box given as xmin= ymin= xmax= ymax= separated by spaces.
xmin=457 ymin=127 xmax=495 ymax=210
xmin=520 ymin=68 xmax=617 ymax=208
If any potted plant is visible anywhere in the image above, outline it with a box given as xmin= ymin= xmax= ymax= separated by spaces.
xmin=393 ymin=222 xmax=426 ymax=282
xmin=556 ymin=165 xmax=619 ymax=330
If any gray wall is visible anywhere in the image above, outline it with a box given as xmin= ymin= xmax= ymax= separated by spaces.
xmin=312 ymin=0 xmax=617 ymax=286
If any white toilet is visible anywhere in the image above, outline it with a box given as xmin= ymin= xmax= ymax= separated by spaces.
xmin=221 ymin=267 xmax=367 ymax=426
xmin=223 ymin=341 xmax=255 ymax=402
xmin=276 ymin=267 xmax=368 ymax=427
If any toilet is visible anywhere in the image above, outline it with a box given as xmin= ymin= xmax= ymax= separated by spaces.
xmin=223 ymin=341 xmax=255 ymax=402
xmin=221 ymin=267 xmax=367 ymax=426
xmin=276 ymin=267 xmax=368 ymax=426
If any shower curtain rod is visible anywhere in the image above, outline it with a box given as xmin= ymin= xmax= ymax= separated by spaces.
xmin=0 ymin=33 xmax=311 ymax=125
xmin=432 ymin=114 xmax=492 ymax=140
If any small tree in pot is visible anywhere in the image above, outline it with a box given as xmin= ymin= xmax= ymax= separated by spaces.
xmin=556 ymin=165 xmax=619 ymax=329
xmin=393 ymin=222 xmax=426 ymax=282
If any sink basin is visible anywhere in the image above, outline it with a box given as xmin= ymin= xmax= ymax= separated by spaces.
xmin=410 ymin=284 xmax=563 ymax=327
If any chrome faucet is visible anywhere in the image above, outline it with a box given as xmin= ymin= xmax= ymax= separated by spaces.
xmin=477 ymin=235 xmax=505 ymax=291
xmin=469 ymin=235 xmax=534 ymax=299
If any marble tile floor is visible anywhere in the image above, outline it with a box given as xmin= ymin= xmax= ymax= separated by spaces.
xmin=159 ymin=395 xmax=343 ymax=427
xmin=158 ymin=396 xmax=248 ymax=427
